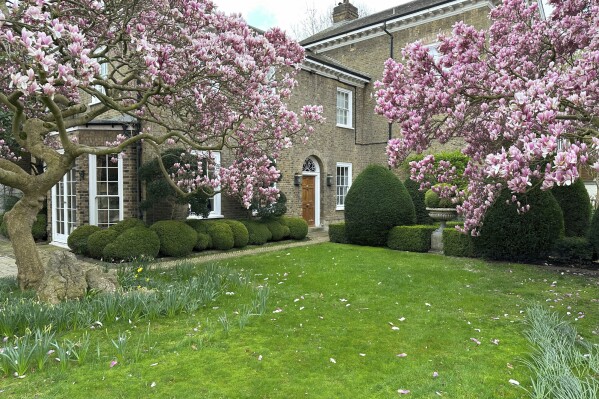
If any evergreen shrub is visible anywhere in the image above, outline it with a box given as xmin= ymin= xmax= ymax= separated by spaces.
xmin=387 ymin=225 xmax=436 ymax=252
xmin=68 ymin=225 xmax=102 ymax=255
xmin=328 ymin=223 xmax=348 ymax=244
xmin=443 ymin=228 xmax=476 ymax=258
xmin=280 ymin=217 xmax=308 ymax=240
xmin=102 ymin=227 xmax=160 ymax=261
xmin=31 ymin=214 xmax=47 ymax=241
xmin=207 ymin=222 xmax=235 ymax=250
xmin=345 ymin=165 xmax=415 ymax=246
xmin=150 ymin=220 xmax=197 ymax=257
xmin=223 ymin=220 xmax=249 ymax=248
xmin=109 ymin=218 xmax=146 ymax=235
xmin=404 ymin=179 xmax=432 ymax=224
xmin=474 ymin=187 xmax=564 ymax=262
xmin=264 ymin=220 xmax=286 ymax=241
xmin=552 ymin=237 xmax=593 ymax=263
xmin=241 ymin=220 xmax=272 ymax=245
xmin=588 ymin=210 xmax=599 ymax=256
xmin=195 ymin=232 xmax=212 ymax=251
xmin=551 ymin=179 xmax=592 ymax=237
xmin=87 ymin=229 xmax=119 ymax=259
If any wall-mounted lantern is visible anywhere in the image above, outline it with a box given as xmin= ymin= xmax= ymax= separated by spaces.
xmin=78 ymin=170 xmax=86 ymax=181
xmin=326 ymin=174 xmax=333 ymax=187
xmin=294 ymin=173 xmax=302 ymax=186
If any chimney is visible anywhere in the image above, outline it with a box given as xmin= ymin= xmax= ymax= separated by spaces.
xmin=333 ymin=0 xmax=359 ymax=23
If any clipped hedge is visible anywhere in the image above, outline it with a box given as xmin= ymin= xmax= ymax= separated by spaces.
xmin=551 ymin=179 xmax=592 ymax=237
xmin=329 ymin=222 xmax=348 ymax=244
xmin=443 ymin=228 xmax=476 ymax=258
xmin=186 ymin=219 xmax=211 ymax=233
xmin=387 ymin=225 xmax=436 ymax=252
xmin=150 ymin=220 xmax=197 ymax=257
xmin=195 ymin=232 xmax=212 ymax=251
xmin=206 ymin=222 xmax=235 ymax=251
xmin=67 ymin=225 xmax=102 ymax=255
xmin=102 ymin=227 xmax=161 ymax=261
xmin=280 ymin=217 xmax=309 ymax=240
xmin=589 ymin=210 xmax=599 ymax=256
xmin=404 ymin=179 xmax=432 ymax=225
xmin=109 ymin=218 xmax=146 ymax=235
xmin=552 ymin=236 xmax=593 ymax=263
xmin=87 ymin=229 xmax=119 ymax=259
xmin=474 ymin=187 xmax=564 ymax=262
xmin=264 ymin=220 xmax=286 ymax=241
xmin=223 ymin=220 xmax=249 ymax=248
xmin=345 ymin=165 xmax=415 ymax=246
xmin=241 ymin=220 xmax=272 ymax=245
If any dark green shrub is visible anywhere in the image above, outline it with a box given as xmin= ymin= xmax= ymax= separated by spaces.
xmin=33 ymin=214 xmax=48 ymax=240
xmin=281 ymin=224 xmax=291 ymax=239
xmin=387 ymin=225 xmax=436 ymax=252
xmin=1 ymin=195 xmax=20 ymax=212
xmin=404 ymin=179 xmax=432 ymax=225
xmin=102 ymin=227 xmax=160 ymax=261
xmin=474 ymin=187 xmax=564 ymax=262
xmin=186 ymin=219 xmax=215 ymax=233
xmin=241 ymin=220 xmax=271 ymax=245
xmin=223 ymin=220 xmax=249 ymax=248
xmin=552 ymin=179 xmax=592 ymax=237
xmin=87 ymin=229 xmax=119 ymax=259
xmin=195 ymin=232 xmax=212 ymax=251
xmin=0 ymin=220 xmax=7 ymax=238
xmin=424 ymin=189 xmax=440 ymax=208
xmin=552 ymin=237 xmax=593 ymax=263
xmin=588 ymin=210 xmax=599 ymax=256
xmin=206 ymin=222 xmax=235 ymax=250
xmin=68 ymin=225 xmax=102 ymax=255
xmin=109 ymin=218 xmax=146 ymax=235
xmin=150 ymin=220 xmax=197 ymax=257
xmin=253 ymin=192 xmax=287 ymax=219
xmin=443 ymin=228 xmax=476 ymax=258
xmin=264 ymin=220 xmax=286 ymax=241
xmin=280 ymin=217 xmax=309 ymax=240
xmin=329 ymin=223 xmax=348 ymax=244
xmin=345 ymin=165 xmax=415 ymax=246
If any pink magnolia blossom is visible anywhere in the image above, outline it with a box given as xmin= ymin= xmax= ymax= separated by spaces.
xmin=375 ymin=0 xmax=599 ymax=234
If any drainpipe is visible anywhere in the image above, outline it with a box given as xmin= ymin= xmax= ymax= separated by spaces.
xmin=382 ymin=22 xmax=393 ymax=142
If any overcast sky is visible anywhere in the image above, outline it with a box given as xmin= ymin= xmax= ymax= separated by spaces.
xmin=212 ymin=1 xmax=554 ymax=36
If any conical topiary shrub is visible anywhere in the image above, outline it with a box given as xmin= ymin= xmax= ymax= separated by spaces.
xmin=404 ymin=178 xmax=433 ymax=225
xmin=551 ymin=179 xmax=592 ymax=237
xmin=344 ymin=165 xmax=415 ymax=246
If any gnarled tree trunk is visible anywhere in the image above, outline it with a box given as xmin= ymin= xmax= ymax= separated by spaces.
xmin=4 ymin=192 xmax=45 ymax=290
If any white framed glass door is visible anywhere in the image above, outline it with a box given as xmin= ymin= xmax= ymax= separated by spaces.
xmin=89 ymin=154 xmax=123 ymax=227
xmin=51 ymin=167 xmax=77 ymax=245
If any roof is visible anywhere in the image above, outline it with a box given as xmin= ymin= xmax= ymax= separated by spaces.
xmin=300 ymin=0 xmax=457 ymax=46
xmin=305 ymin=51 xmax=371 ymax=81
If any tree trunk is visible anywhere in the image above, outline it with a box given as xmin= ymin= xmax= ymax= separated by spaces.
xmin=4 ymin=193 xmax=45 ymax=290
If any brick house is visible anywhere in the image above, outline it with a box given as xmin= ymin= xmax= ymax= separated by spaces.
xmin=48 ymin=0 xmax=497 ymax=247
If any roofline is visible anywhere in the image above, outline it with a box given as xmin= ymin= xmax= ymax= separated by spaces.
xmin=305 ymin=55 xmax=371 ymax=81
xmin=302 ymin=57 xmax=371 ymax=87
xmin=302 ymin=0 xmax=493 ymax=50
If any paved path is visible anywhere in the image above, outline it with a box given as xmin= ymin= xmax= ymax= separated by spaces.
xmin=0 ymin=229 xmax=330 ymax=279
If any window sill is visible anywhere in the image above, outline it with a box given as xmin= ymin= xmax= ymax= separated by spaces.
xmin=336 ymin=124 xmax=354 ymax=130
xmin=187 ymin=214 xmax=224 ymax=220
xmin=336 ymin=206 xmax=345 ymax=211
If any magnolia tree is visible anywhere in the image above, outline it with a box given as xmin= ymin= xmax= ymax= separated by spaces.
xmin=375 ymin=0 xmax=599 ymax=234
xmin=0 ymin=0 xmax=323 ymax=290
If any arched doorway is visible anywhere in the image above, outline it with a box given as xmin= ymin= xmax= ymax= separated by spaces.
xmin=301 ymin=157 xmax=320 ymax=227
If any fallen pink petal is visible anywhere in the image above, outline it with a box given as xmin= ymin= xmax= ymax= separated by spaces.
xmin=398 ymin=389 xmax=410 ymax=394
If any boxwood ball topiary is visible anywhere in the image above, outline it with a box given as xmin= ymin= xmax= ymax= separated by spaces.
xmin=280 ymin=217 xmax=308 ymax=240
xmin=474 ymin=187 xmax=564 ymax=262
xmin=207 ymin=222 xmax=235 ymax=250
xmin=195 ymin=232 xmax=212 ymax=251
xmin=345 ymin=165 xmax=416 ymax=246
xmin=241 ymin=220 xmax=272 ymax=245
xmin=102 ymin=227 xmax=160 ymax=261
xmin=328 ymin=222 xmax=348 ymax=244
xmin=87 ymin=229 xmax=119 ymax=259
xmin=109 ymin=218 xmax=146 ymax=236
xmin=551 ymin=179 xmax=592 ymax=237
xmin=404 ymin=179 xmax=432 ymax=225
xmin=150 ymin=220 xmax=197 ymax=257
xmin=264 ymin=220 xmax=286 ymax=241
xmin=223 ymin=220 xmax=249 ymax=248
xmin=68 ymin=224 xmax=102 ymax=255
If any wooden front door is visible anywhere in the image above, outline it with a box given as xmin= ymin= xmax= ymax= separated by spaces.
xmin=302 ymin=175 xmax=315 ymax=226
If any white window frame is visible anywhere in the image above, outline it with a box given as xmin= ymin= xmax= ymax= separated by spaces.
xmin=88 ymin=154 xmax=124 ymax=227
xmin=187 ymin=151 xmax=222 ymax=219
xmin=336 ymin=87 xmax=353 ymax=129
xmin=335 ymin=162 xmax=352 ymax=210
xmin=90 ymin=62 xmax=108 ymax=105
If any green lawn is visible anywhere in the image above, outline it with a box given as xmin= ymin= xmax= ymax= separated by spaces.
xmin=2 ymin=243 xmax=598 ymax=398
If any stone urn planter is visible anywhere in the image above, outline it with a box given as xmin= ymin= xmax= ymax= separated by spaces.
xmin=426 ymin=207 xmax=458 ymax=253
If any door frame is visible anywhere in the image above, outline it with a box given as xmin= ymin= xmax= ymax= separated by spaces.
xmin=302 ymin=157 xmax=320 ymax=227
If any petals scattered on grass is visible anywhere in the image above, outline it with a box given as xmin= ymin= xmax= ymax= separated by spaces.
xmin=396 ymin=353 xmax=407 ymax=357
xmin=110 ymin=360 xmax=118 ymax=368
xmin=509 ymin=379 xmax=520 ymax=386
xmin=470 ymin=338 xmax=481 ymax=345
xmin=330 ymin=358 xmax=336 ymax=364
xmin=433 ymin=371 xmax=439 ymax=378
xmin=398 ymin=389 xmax=410 ymax=394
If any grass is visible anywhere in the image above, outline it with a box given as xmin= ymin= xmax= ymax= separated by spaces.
xmin=1 ymin=243 xmax=598 ymax=398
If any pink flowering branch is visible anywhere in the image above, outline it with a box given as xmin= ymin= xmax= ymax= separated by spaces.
xmin=375 ymin=0 xmax=599 ymax=234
